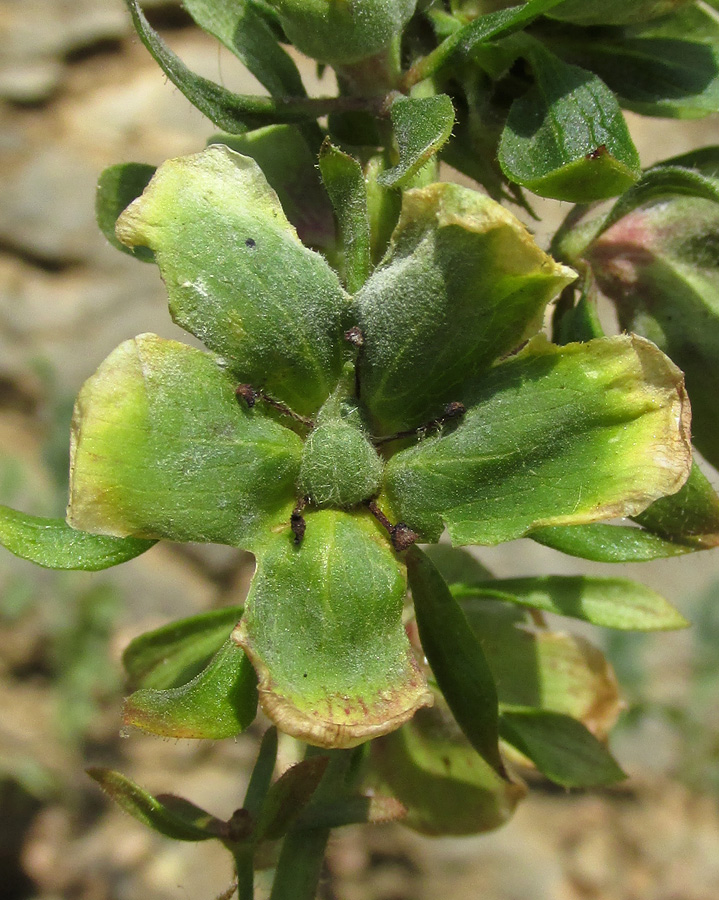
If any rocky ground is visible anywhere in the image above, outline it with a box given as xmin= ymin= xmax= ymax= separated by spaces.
xmin=2 ymin=2 xmax=719 ymax=898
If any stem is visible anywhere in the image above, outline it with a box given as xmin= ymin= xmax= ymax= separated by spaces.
xmin=269 ymin=825 xmax=330 ymax=900
xmin=234 ymin=849 xmax=254 ymax=900
xmin=269 ymin=747 xmax=355 ymax=900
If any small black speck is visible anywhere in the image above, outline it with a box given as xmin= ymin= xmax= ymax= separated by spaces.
xmin=303 ymin=673 xmax=308 ymax=678
xmin=245 ymin=238 xmax=256 ymax=249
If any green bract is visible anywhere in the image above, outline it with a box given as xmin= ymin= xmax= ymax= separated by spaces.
xmin=264 ymin=0 xmax=418 ymax=64
xmin=12 ymin=144 xmax=693 ymax=750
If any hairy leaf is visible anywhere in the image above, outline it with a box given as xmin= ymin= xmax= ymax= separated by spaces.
xmin=462 ymin=603 xmax=621 ymax=736
xmin=88 ymin=768 xmax=219 ymax=841
xmin=122 ymin=606 xmax=243 ymax=690
xmin=378 ymin=95 xmax=455 ymax=189
xmin=68 ymin=335 xmax=302 ymax=551
xmin=499 ymin=42 xmax=640 ymax=201
xmin=588 ymin=196 xmax=719 ymax=470
xmin=547 ymin=7 xmax=719 ymax=119
xmin=0 ymin=506 xmax=154 ymax=571
xmin=384 ymin=335 xmax=691 ymax=544
xmin=234 ymin=510 xmax=432 ymax=749
xmin=182 ymin=0 xmax=306 ymax=97
xmin=125 ymin=0 xmax=313 ymax=132
xmin=209 ymin=127 xmax=334 ymax=249
xmin=318 ymin=140 xmax=371 ymax=293
xmin=124 ymin=638 xmax=258 ymax=739
xmin=356 ymin=182 xmax=575 ymax=432
xmin=116 ymin=146 xmax=350 ymax=416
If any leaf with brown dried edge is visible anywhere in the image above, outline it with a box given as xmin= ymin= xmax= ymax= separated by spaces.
xmin=356 ymin=182 xmax=575 ymax=433
xmin=68 ymin=335 xmax=302 ymax=553
xmin=116 ymin=146 xmax=350 ymax=417
xmin=233 ymin=509 xmax=432 ymax=749
xmin=384 ymin=335 xmax=692 ymax=544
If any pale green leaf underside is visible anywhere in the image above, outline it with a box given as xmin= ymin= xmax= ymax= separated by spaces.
xmin=462 ymin=602 xmax=621 ymax=735
xmin=234 ymin=509 xmax=432 ymax=749
xmin=124 ymin=637 xmax=258 ymax=739
xmin=0 ymin=505 xmax=154 ymax=571
xmin=116 ymin=145 xmax=350 ymax=416
xmin=379 ymin=94 xmax=455 ymax=189
xmin=530 ymin=522 xmax=697 ymax=561
xmin=370 ymin=702 xmax=525 ymax=836
xmin=590 ymin=198 xmax=719 ymax=471
xmin=455 ymin=575 xmax=687 ymax=630
xmin=384 ymin=334 xmax=691 ymax=544
xmin=68 ymin=334 xmax=302 ymax=552
xmin=357 ymin=182 xmax=575 ymax=432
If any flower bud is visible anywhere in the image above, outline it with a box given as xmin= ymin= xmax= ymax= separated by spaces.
xmin=265 ymin=0 xmax=418 ymax=64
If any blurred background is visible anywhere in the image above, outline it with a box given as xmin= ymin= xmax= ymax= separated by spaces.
xmin=1 ymin=2 xmax=719 ymax=897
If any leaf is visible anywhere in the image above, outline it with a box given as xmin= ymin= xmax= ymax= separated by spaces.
xmin=210 ymin=127 xmax=334 ymax=250
xmin=404 ymin=0 xmax=567 ymax=87
xmin=356 ymin=182 xmax=575 ymax=432
xmin=461 ymin=603 xmax=621 ymax=736
xmin=499 ymin=709 xmax=626 ymax=788
xmin=116 ymin=146 xmax=350 ymax=416
xmin=88 ymin=768 xmax=219 ymax=841
xmin=182 ymin=0 xmax=306 ymax=98
xmin=498 ymin=42 xmax=641 ymax=201
xmin=546 ymin=6 xmax=719 ymax=119
xmin=122 ymin=606 xmax=243 ymax=690
xmin=406 ymin=546 xmax=506 ymax=777
xmin=421 ymin=544 xmax=493 ymax=586
xmin=547 ymin=0 xmax=692 ymax=25
xmin=233 ymin=509 xmax=432 ymax=749
xmin=124 ymin=637 xmax=258 ymax=739
xmin=599 ymin=166 xmax=719 ymax=237
xmin=378 ymin=95 xmax=455 ymax=189
xmin=296 ymin=794 xmax=407 ymax=829
xmin=96 ymin=163 xmax=156 ymax=262
xmin=254 ymin=756 xmax=329 ymax=841
xmin=0 ymin=506 xmax=154 ymax=571
xmin=587 ymin=194 xmax=719 ymax=470
xmin=124 ymin=0 xmax=313 ymax=133
xmin=68 ymin=335 xmax=302 ymax=552
xmin=318 ymin=140 xmax=371 ymax=293
xmin=265 ymin=0 xmax=418 ymax=65
xmin=243 ymin=727 xmax=278 ymax=818
xmin=634 ymin=462 xmax=719 ymax=548
xmin=456 ymin=575 xmax=687 ymax=631
xmin=531 ymin=523 xmax=697 ymax=561
xmin=370 ymin=702 xmax=526 ymax=836
xmin=384 ymin=335 xmax=691 ymax=544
